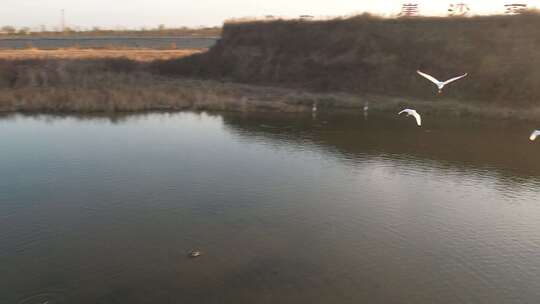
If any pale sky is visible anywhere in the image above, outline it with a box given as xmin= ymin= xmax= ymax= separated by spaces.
xmin=2 ymin=0 xmax=539 ymax=29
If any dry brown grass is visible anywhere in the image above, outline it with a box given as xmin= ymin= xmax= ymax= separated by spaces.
xmin=0 ymin=48 xmax=205 ymax=62
xmin=0 ymin=75 xmax=307 ymax=113
xmin=1 ymin=57 xmax=539 ymax=119
xmin=0 ymin=58 xmax=540 ymax=119
xmin=0 ymin=58 xmax=307 ymax=113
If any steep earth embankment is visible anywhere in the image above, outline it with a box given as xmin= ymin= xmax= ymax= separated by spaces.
xmin=154 ymin=13 xmax=540 ymax=105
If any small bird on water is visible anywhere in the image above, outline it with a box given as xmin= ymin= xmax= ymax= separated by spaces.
xmin=398 ymin=108 xmax=422 ymax=126
xmin=417 ymin=70 xmax=468 ymax=94
xmin=363 ymin=102 xmax=369 ymax=120
xmin=529 ymin=130 xmax=540 ymax=141
xmin=188 ymin=250 xmax=202 ymax=258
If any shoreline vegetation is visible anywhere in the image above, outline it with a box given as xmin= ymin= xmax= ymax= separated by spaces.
xmin=1 ymin=57 xmax=538 ymax=119
xmin=2 ymin=13 xmax=540 ymax=119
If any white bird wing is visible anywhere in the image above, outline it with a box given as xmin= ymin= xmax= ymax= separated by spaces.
xmin=443 ymin=73 xmax=468 ymax=85
xmin=398 ymin=109 xmax=412 ymax=115
xmin=412 ymin=112 xmax=422 ymax=126
xmin=398 ymin=109 xmax=421 ymax=126
xmin=530 ymin=130 xmax=540 ymax=141
xmin=417 ymin=70 xmax=441 ymax=85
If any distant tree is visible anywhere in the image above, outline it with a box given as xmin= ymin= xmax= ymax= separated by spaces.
xmin=158 ymin=24 xmax=166 ymax=31
xmin=18 ymin=27 xmax=30 ymax=35
xmin=40 ymin=25 xmax=47 ymax=32
xmin=62 ymin=26 xmax=75 ymax=33
xmin=1 ymin=25 xmax=16 ymax=34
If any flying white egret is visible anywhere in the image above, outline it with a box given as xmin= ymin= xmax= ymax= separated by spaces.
xmin=530 ymin=130 xmax=540 ymax=141
xmin=399 ymin=109 xmax=422 ymax=126
xmin=417 ymin=70 xmax=468 ymax=94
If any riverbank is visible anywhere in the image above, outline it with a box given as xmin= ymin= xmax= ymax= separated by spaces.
xmin=1 ymin=48 xmax=540 ymax=119
xmin=1 ymin=62 xmax=538 ymax=119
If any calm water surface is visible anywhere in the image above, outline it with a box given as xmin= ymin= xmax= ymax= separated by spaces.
xmin=0 ymin=36 xmax=217 ymax=49
xmin=1 ymin=112 xmax=540 ymax=304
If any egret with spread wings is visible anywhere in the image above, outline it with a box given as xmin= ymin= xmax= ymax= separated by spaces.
xmin=417 ymin=70 xmax=468 ymax=94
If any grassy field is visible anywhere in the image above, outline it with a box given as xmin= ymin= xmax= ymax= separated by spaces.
xmin=0 ymin=27 xmax=221 ymax=37
xmin=0 ymin=48 xmax=204 ymax=61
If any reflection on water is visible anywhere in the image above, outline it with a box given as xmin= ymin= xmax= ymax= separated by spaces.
xmin=1 ymin=112 xmax=540 ymax=304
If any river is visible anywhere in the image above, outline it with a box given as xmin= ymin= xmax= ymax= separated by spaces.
xmin=1 ymin=112 xmax=540 ymax=303
xmin=0 ymin=36 xmax=217 ymax=49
